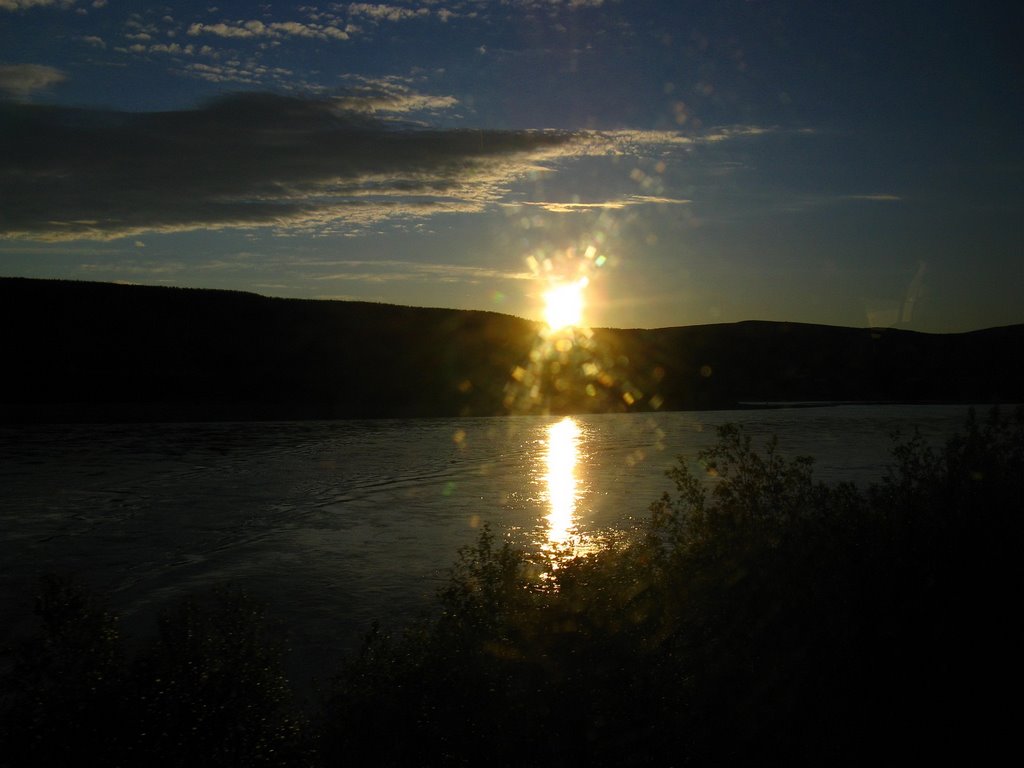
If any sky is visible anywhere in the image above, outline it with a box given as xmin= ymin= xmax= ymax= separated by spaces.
xmin=1 ymin=0 xmax=1021 ymax=333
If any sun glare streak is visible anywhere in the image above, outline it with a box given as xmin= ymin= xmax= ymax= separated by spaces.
xmin=545 ymin=416 xmax=581 ymax=546
xmin=543 ymin=277 xmax=588 ymax=331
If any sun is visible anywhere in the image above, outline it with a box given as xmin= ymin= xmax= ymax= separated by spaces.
xmin=543 ymin=277 xmax=588 ymax=331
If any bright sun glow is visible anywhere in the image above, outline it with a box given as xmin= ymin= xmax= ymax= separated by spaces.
xmin=543 ymin=277 xmax=588 ymax=331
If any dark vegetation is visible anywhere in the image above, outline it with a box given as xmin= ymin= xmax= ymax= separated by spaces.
xmin=2 ymin=408 xmax=1020 ymax=766
xmin=2 ymin=276 xmax=1022 ymax=422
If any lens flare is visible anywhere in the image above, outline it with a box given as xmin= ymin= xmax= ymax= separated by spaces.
xmin=543 ymin=277 xmax=588 ymax=331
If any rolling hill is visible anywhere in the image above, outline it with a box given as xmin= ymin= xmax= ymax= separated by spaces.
xmin=2 ymin=277 xmax=1020 ymax=422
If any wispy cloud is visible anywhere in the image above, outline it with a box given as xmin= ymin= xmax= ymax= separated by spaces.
xmin=119 ymin=42 xmax=200 ymax=56
xmin=700 ymin=125 xmax=774 ymax=142
xmin=187 ymin=19 xmax=351 ymax=41
xmin=312 ymin=260 xmax=533 ymax=284
xmin=181 ymin=61 xmax=295 ymax=86
xmin=847 ymin=193 xmax=903 ymax=202
xmin=346 ymin=4 xmax=431 ymax=23
xmin=502 ymin=1 xmax=611 ymax=14
xmin=0 ymin=0 xmax=76 ymax=11
xmin=335 ymin=75 xmax=458 ymax=115
xmin=0 ymin=92 xmax=739 ymax=241
xmin=0 ymin=64 xmax=66 ymax=96
xmin=514 ymin=194 xmax=691 ymax=213
xmin=0 ymin=93 xmax=567 ymax=240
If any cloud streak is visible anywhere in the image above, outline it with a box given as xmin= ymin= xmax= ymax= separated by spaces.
xmin=335 ymin=76 xmax=459 ymax=115
xmin=847 ymin=193 xmax=903 ymax=202
xmin=0 ymin=64 xmax=66 ymax=96
xmin=514 ymin=194 xmax=691 ymax=213
xmin=0 ymin=0 xmax=76 ymax=11
xmin=0 ymin=93 xmax=701 ymax=241
xmin=311 ymin=260 xmax=534 ymax=284
xmin=346 ymin=4 xmax=430 ymax=23
xmin=186 ymin=19 xmax=352 ymax=41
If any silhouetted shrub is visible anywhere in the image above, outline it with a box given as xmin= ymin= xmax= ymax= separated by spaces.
xmin=1 ymin=575 xmax=130 ymax=765
xmin=1 ymin=584 xmax=314 ymax=767
xmin=131 ymin=588 xmax=313 ymax=767
xmin=323 ymin=407 xmax=1023 ymax=766
xmin=4 ymin=408 xmax=1021 ymax=766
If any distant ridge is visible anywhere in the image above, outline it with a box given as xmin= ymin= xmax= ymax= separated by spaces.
xmin=2 ymin=277 xmax=1021 ymax=422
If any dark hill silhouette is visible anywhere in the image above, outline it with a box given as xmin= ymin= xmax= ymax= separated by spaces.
xmin=1 ymin=277 xmax=1020 ymax=422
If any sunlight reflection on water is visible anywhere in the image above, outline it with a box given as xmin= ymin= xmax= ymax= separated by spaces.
xmin=544 ymin=417 xmax=581 ymax=547
xmin=537 ymin=416 xmax=607 ymax=570
xmin=0 ymin=405 xmax=980 ymax=670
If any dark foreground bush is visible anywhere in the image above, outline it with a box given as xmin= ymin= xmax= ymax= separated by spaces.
xmin=321 ymin=407 xmax=1023 ymax=766
xmin=1 ymin=584 xmax=314 ymax=767
xmin=3 ymin=408 xmax=1021 ymax=766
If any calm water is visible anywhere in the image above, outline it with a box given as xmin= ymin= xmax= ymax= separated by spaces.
xmin=0 ymin=405 xmax=982 ymax=687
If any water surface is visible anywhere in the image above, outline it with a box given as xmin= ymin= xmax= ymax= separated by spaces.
xmin=0 ymin=405 xmax=979 ymax=684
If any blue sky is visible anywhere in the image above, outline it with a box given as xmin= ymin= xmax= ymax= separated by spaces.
xmin=1 ymin=0 xmax=1020 ymax=332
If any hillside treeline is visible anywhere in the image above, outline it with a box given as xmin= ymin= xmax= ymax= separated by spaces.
xmin=2 ymin=277 xmax=1021 ymax=421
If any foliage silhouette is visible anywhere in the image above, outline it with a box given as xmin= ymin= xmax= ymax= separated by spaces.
xmin=1 ymin=585 xmax=314 ymax=767
xmin=323 ymin=407 xmax=1023 ymax=765
xmin=2 ymin=407 xmax=1020 ymax=766
xmin=1 ymin=575 xmax=130 ymax=765
xmin=130 ymin=588 xmax=313 ymax=767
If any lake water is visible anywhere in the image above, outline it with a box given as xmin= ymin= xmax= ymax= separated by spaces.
xmin=0 ymin=405 xmax=985 ymax=690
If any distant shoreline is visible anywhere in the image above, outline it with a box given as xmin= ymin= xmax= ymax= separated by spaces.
xmin=6 ymin=400 xmax=1022 ymax=427
xmin=3 ymin=277 xmax=1022 ymax=424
